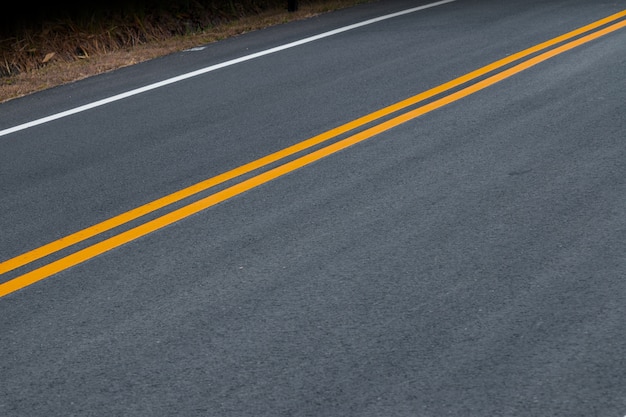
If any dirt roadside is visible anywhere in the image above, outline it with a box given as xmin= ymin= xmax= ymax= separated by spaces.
xmin=0 ymin=0 xmax=369 ymax=104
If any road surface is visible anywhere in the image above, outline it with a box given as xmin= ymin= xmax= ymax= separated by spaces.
xmin=1 ymin=0 xmax=626 ymax=415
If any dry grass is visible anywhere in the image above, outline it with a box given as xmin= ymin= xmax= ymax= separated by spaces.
xmin=0 ymin=0 xmax=370 ymax=103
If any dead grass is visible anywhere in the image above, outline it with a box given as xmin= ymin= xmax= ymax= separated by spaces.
xmin=0 ymin=0 xmax=371 ymax=103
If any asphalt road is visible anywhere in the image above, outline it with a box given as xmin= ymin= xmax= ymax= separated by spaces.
xmin=2 ymin=0 xmax=626 ymax=415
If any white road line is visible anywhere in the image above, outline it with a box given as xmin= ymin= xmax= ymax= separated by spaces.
xmin=0 ymin=0 xmax=456 ymax=138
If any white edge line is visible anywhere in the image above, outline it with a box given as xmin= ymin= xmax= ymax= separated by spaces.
xmin=0 ymin=0 xmax=457 ymax=138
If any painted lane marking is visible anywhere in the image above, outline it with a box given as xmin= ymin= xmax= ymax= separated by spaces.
xmin=0 ymin=0 xmax=456 ymax=138
xmin=2 ymin=9 xmax=625 ymax=278
xmin=1 ymin=13 xmax=625 ymax=297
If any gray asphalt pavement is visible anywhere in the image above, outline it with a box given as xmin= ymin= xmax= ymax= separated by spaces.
xmin=1 ymin=0 xmax=626 ymax=415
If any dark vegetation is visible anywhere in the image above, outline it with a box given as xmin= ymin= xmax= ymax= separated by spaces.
xmin=0 ymin=0 xmax=306 ymax=77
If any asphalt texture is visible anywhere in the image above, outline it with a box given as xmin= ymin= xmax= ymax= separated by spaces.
xmin=1 ymin=0 xmax=626 ymax=415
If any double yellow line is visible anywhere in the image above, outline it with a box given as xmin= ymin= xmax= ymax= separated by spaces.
xmin=2 ymin=10 xmax=626 ymax=298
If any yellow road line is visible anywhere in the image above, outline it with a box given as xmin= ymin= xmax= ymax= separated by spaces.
xmin=2 ymin=10 xmax=625 ymax=278
xmin=1 ymin=13 xmax=625 ymax=298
